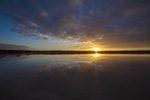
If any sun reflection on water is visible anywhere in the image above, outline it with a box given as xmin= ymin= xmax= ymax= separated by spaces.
xmin=93 ymin=53 xmax=100 ymax=58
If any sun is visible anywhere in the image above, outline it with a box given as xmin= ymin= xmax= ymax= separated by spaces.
xmin=93 ymin=47 xmax=100 ymax=52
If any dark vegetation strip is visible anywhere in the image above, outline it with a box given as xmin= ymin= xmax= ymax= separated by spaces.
xmin=0 ymin=50 xmax=150 ymax=55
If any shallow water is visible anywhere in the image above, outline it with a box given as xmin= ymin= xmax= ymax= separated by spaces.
xmin=0 ymin=54 xmax=150 ymax=100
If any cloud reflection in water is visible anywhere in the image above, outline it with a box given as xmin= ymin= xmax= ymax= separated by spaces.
xmin=0 ymin=54 xmax=150 ymax=100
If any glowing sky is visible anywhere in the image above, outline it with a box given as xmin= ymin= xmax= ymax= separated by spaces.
xmin=0 ymin=0 xmax=150 ymax=50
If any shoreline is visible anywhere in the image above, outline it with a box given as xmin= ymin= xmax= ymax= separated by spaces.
xmin=1 ymin=50 xmax=150 ymax=55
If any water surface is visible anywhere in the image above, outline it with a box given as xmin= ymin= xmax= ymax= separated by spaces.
xmin=0 ymin=54 xmax=150 ymax=100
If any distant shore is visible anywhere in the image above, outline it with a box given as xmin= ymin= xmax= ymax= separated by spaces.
xmin=0 ymin=50 xmax=150 ymax=55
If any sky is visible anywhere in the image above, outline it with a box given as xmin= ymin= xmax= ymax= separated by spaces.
xmin=0 ymin=0 xmax=150 ymax=50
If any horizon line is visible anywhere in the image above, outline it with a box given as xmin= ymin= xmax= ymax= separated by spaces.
xmin=1 ymin=49 xmax=150 ymax=54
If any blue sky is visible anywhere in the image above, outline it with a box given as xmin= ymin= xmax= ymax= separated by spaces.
xmin=0 ymin=0 xmax=150 ymax=50
xmin=0 ymin=14 xmax=90 ymax=50
xmin=0 ymin=14 xmax=34 ymax=46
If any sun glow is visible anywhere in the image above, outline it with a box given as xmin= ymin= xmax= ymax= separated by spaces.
xmin=93 ymin=47 xmax=100 ymax=52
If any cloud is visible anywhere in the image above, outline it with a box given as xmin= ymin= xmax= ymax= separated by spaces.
xmin=0 ymin=0 xmax=150 ymax=48
xmin=0 ymin=43 xmax=31 ymax=50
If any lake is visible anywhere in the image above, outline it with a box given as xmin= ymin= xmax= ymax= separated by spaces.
xmin=0 ymin=54 xmax=150 ymax=100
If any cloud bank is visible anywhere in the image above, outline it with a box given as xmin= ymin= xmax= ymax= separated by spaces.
xmin=0 ymin=0 xmax=150 ymax=48
xmin=0 ymin=43 xmax=30 ymax=50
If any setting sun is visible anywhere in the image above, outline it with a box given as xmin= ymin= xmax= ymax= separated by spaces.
xmin=93 ymin=47 xmax=100 ymax=51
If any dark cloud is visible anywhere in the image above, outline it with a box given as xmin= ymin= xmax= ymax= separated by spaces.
xmin=0 ymin=43 xmax=30 ymax=50
xmin=0 ymin=0 xmax=150 ymax=48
